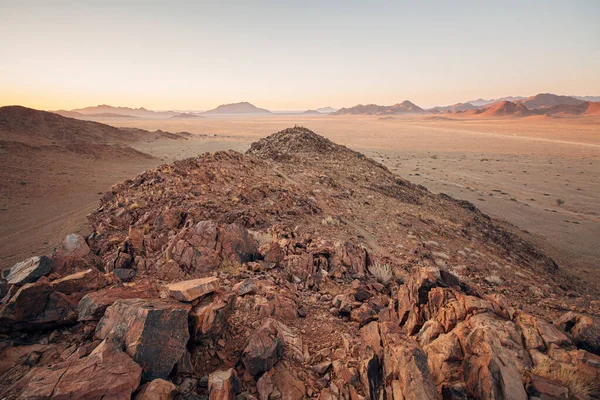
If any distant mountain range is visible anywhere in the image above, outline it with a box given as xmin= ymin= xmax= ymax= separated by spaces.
xmin=203 ymin=102 xmax=271 ymax=115
xmin=333 ymin=101 xmax=424 ymax=115
xmin=48 ymin=93 xmax=599 ymax=120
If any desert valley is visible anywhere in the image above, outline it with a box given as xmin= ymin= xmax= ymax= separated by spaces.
xmin=1 ymin=2 xmax=600 ymax=399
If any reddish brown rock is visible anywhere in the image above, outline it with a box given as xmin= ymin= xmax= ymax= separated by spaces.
xmin=19 ymin=339 xmax=141 ymax=399
xmin=525 ymin=373 xmax=568 ymax=400
xmin=557 ymin=312 xmax=600 ymax=355
xmin=49 ymin=268 xmax=110 ymax=297
xmin=5 ymin=255 xmax=53 ymax=285
xmin=77 ymin=281 xmax=159 ymax=321
xmin=51 ymin=233 xmax=101 ymax=276
xmin=242 ymin=319 xmax=284 ymax=376
xmin=379 ymin=322 xmax=437 ymax=400
xmin=350 ymin=303 xmax=377 ymax=326
xmin=208 ymin=368 xmax=239 ymax=400
xmin=95 ymin=298 xmax=191 ymax=380
xmin=166 ymin=277 xmax=220 ymax=302
xmin=189 ymin=291 xmax=236 ymax=340
xmin=257 ymin=363 xmax=305 ymax=400
xmin=135 ymin=378 xmax=178 ymax=400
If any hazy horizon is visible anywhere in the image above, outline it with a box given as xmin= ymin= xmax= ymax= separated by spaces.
xmin=1 ymin=1 xmax=599 ymax=110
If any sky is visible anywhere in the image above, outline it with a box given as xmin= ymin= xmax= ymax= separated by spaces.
xmin=0 ymin=0 xmax=599 ymax=111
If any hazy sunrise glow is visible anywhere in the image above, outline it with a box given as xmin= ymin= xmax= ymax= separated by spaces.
xmin=1 ymin=0 xmax=598 ymax=110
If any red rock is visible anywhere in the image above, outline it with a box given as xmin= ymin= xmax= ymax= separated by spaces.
xmin=189 ymin=291 xmax=236 ymax=340
xmin=49 ymin=268 xmax=110 ymax=296
xmin=19 ymin=339 xmax=141 ymax=399
xmin=208 ymin=368 xmax=239 ymax=400
xmin=5 ymin=255 xmax=53 ymax=285
xmin=166 ymin=277 xmax=220 ymax=302
xmin=95 ymin=298 xmax=191 ymax=380
xmin=242 ymin=319 xmax=284 ymax=376
xmin=525 ymin=373 xmax=568 ymax=400
xmin=350 ymin=303 xmax=377 ymax=326
xmin=135 ymin=378 xmax=178 ymax=400
xmin=557 ymin=312 xmax=600 ymax=355
xmin=257 ymin=363 xmax=305 ymax=400
xmin=52 ymin=233 xmax=101 ymax=276
xmin=77 ymin=281 xmax=159 ymax=321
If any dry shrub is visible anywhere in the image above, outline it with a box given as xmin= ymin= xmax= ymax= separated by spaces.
xmin=531 ymin=359 xmax=598 ymax=399
xmin=249 ymin=230 xmax=273 ymax=247
xmin=485 ymin=274 xmax=502 ymax=285
xmin=368 ymin=261 xmax=393 ymax=285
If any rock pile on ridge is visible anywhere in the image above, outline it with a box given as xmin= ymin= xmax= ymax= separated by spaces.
xmin=0 ymin=127 xmax=599 ymax=399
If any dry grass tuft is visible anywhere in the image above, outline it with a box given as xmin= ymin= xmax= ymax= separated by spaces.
xmin=531 ymin=359 xmax=598 ymax=399
xmin=368 ymin=261 xmax=393 ymax=285
xmin=485 ymin=274 xmax=502 ymax=285
xmin=249 ymin=230 xmax=273 ymax=247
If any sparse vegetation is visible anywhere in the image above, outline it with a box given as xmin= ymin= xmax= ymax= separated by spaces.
xmin=556 ymin=198 xmax=565 ymax=206
xmin=368 ymin=261 xmax=393 ymax=285
xmin=321 ymin=215 xmax=340 ymax=226
xmin=485 ymin=274 xmax=502 ymax=285
xmin=531 ymin=359 xmax=598 ymax=399
xmin=249 ymin=230 xmax=273 ymax=247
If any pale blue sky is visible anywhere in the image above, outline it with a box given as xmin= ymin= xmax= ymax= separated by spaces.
xmin=0 ymin=0 xmax=598 ymax=110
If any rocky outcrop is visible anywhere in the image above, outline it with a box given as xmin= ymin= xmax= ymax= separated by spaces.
xmin=208 ymin=368 xmax=239 ymax=400
xmin=5 ymin=256 xmax=53 ymax=285
xmin=166 ymin=277 xmax=219 ymax=302
xmin=18 ymin=339 xmax=141 ymax=399
xmin=95 ymin=298 xmax=191 ymax=380
xmin=242 ymin=319 xmax=284 ymax=376
xmin=190 ymin=291 xmax=236 ymax=340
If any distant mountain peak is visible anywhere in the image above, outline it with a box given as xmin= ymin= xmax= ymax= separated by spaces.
xmin=204 ymin=102 xmax=271 ymax=115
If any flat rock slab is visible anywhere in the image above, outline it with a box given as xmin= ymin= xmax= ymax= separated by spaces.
xmin=166 ymin=277 xmax=220 ymax=302
xmin=6 ymin=256 xmax=53 ymax=285
xmin=96 ymin=298 xmax=191 ymax=380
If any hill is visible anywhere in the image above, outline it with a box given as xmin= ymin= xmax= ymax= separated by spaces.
xmin=203 ymin=101 xmax=272 ymax=115
xmin=70 ymin=104 xmax=175 ymax=118
xmin=170 ymin=112 xmax=204 ymax=119
xmin=544 ymin=101 xmax=600 ymax=116
xmin=467 ymin=96 xmax=526 ymax=107
xmin=476 ymin=100 xmax=534 ymax=117
xmin=302 ymin=109 xmax=321 ymax=115
xmin=1 ymin=126 xmax=598 ymax=399
xmin=333 ymin=100 xmax=424 ymax=115
xmin=316 ymin=106 xmax=337 ymax=113
xmin=430 ymin=102 xmax=477 ymax=113
xmin=518 ymin=93 xmax=584 ymax=109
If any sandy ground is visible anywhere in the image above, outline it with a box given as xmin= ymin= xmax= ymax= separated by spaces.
xmin=2 ymin=114 xmax=599 ymax=290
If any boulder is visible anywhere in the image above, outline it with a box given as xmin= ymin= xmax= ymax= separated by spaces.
xmin=208 ymin=368 xmax=239 ymax=400
xmin=257 ymin=363 xmax=305 ymax=400
xmin=19 ymin=339 xmax=141 ymax=399
xmin=379 ymin=322 xmax=437 ymax=400
xmin=189 ymin=291 xmax=236 ymax=340
xmin=52 ymin=233 xmax=101 ymax=276
xmin=166 ymin=277 xmax=219 ymax=302
xmin=0 ymin=281 xmax=77 ymax=332
xmin=77 ymin=281 xmax=159 ymax=321
xmin=95 ymin=298 xmax=191 ymax=380
xmin=557 ymin=312 xmax=600 ymax=355
xmin=525 ymin=373 xmax=568 ymax=400
xmin=135 ymin=378 xmax=178 ymax=400
xmin=49 ymin=268 xmax=110 ymax=297
xmin=242 ymin=319 xmax=284 ymax=376
xmin=233 ymin=278 xmax=257 ymax=296
xmin=5 ymin=255 xmax=53 ymax=285
xmin=350 ymin=303 xmax=377 ymax=326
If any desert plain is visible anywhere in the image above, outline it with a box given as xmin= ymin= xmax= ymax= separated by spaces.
xmin=1 ymin=113 xmax=598 ymax=291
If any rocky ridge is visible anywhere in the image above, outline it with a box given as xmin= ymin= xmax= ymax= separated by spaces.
xmin=0 ymin=126 xmax=599 ymax=399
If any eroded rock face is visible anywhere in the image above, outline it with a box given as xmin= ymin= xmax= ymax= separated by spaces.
xmin=5 ymin=256 xmax=53 ymax=285
xmin=242 ymin=319 xmax=284 ymax=376
xmin=19 ymin=339 xmax=141 ymax=399
xmin=557 ymin=312 xmax=600 ymax=355
xmin=189 ymin=291 xmax=236 ymax=340
xmin=95 ymin=298 xmax=191 ymax=380
xmin=208 ymin=368 xmax=239 ymax=400
xmin=257 ymin=363 xmax=306 ymax=400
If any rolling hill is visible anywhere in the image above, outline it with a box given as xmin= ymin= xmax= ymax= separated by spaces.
xmin=333 ymin=100 xmax=424 ymax=115
xmin=518 ymin=93 xmax=584 ymax=110
xmin=203 ymin=102 xmax=272 ymax=115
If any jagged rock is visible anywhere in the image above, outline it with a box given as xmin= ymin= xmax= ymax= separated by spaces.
xmin=557 ymin=312 xmax=600 ymax=355
xmin=218 ymin=223 xmax=260 ymax=266
xmin=258 ymin=294 xmax=297 ymax=320
xmin=51 ymin=233 xmax=101 ymax=276
xmin=49 ymin=268 xmax=111 ymax=297
xmin=332 ymin=294 xmax=353 ymax=314
xmin=208 ymin=368 xmax=239 ymax=400
xmin=380 ymin=322 xmax=437 ymax=400
xmin=166 ymin=277 xmax=220 ymax=302
xmin=135 ymin=378 xmax=178 ymax=400
xmin=18 ymin=339 xmax=141 ymax=399
xmin=350 ymin=303 xmax=377 ymax=326
xmin=242 ymin=319 xmax=284 ymax=376
xmin=233 ymin=278 xmax=257 ymax=296
xmin=77 ymin=280 xmax=159 ymax=321
xmin=0 ymin=281 xmax=77 ymax=332
xmin=525 ymin=373 xmax=568 ymax=400
xmin=5 ymin=255 xmax=53 ymax=285
xmin=114 ymin=267 xmax=136 ymax=282
xmin=189 ymin=291 xmax=236 ymax=340
xmin=95 ymin=298 xmax=191 ymax=380
xmin=257 ymin=363 xmax=305 ymax=400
